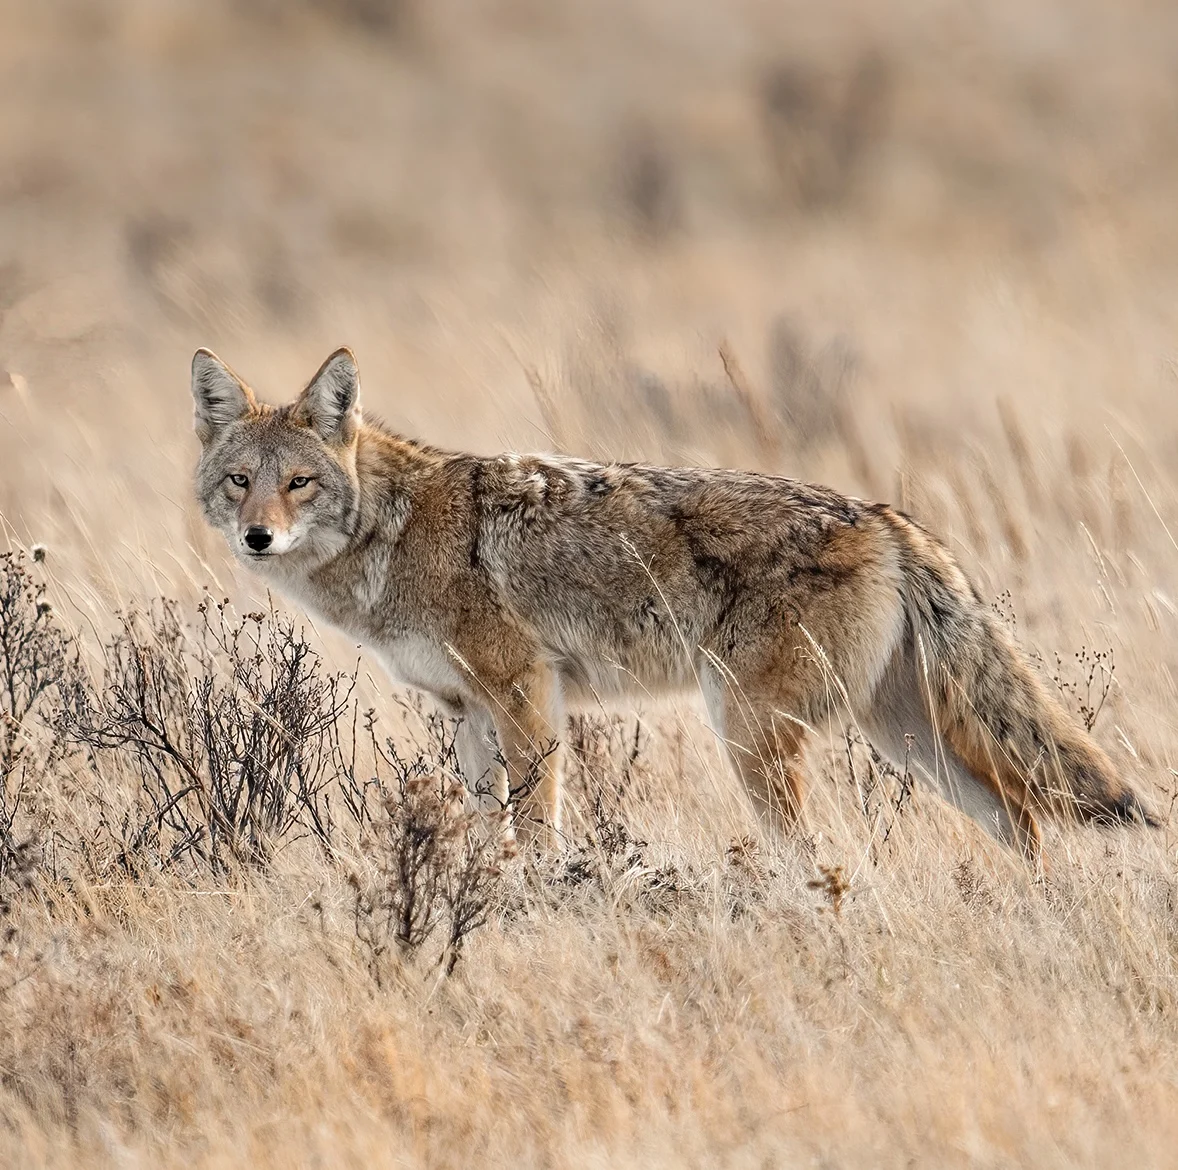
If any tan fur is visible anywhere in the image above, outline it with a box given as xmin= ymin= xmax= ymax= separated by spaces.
xmin=191 ymin=348 xmax=1156 ymax=856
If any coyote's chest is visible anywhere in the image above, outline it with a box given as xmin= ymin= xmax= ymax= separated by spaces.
xmin=306 ymin=592 xmax=467 ymax=701
xmin=257 ymin=563 xmax=466 ymax=702
xmin=372 ymin=632 xmax=467 ymax=702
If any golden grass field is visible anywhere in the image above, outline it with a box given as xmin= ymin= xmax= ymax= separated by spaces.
xmin=2 ymin=1 xmax=1178 ymax=1165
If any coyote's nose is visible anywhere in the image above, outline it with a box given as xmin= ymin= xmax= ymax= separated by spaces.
xmin=244 ymin=526 xmax=273 ymax=552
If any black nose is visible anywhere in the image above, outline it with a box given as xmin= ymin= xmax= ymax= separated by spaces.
xmin=244 ymin=526 xmax=273 ymax=552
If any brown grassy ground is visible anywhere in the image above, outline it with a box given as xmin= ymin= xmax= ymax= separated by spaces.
xmin=2 ymin=1 xmax=1178 ymax=1166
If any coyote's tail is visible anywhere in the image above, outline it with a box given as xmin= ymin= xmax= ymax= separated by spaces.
xmin=886 ymin=510 xmax=1157 ymax=830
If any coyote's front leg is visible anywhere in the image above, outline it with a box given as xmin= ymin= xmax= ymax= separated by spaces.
xmin=450 ymin=702 xmax=510 ymax=814
xmin=486 ymin=662 xmax=565 ymax=847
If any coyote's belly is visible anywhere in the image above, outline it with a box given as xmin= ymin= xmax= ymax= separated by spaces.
xmin=545 ymin=633 xmax=700 ymax=703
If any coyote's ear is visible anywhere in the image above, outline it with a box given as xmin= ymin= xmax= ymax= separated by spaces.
xmin=191 ymin=349 xmax=256 ymax=444
xmin=295 ymin=347 xmax=361 ymax=444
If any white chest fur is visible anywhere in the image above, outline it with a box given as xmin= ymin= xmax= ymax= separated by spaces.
xmin=373 ymin=633 xmax=467 ymax=701
xmin=250 ymin=561 xmax=464 ymax=704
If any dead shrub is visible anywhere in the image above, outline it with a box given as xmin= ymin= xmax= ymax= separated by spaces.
xmin=57 ymin=597 xmax=358 ymax=876
xmin=0 ymin=550 xmax=74 ymax=888
xmin=539 ymin=715 xmax=698 ymax=919
xmin=1040 ymin=646 xmax=1115 ymax=734
xmin=351 ymin=728 xmax=514 ymax=980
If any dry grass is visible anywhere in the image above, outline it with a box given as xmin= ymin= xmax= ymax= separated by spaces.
xmin=2 ymin=1 xmax=1178 ymax=1165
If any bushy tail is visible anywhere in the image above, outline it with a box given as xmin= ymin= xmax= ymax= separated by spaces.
xmin=888 ymin=511 xmax=1157 ymax=829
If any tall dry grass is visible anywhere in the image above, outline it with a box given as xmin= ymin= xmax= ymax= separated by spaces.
xmin=2 ymin=1 xmax=1178 ymax=1165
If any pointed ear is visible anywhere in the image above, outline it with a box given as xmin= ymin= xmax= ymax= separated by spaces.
xmin=191 ymin=349 xmax=256 ymax=444
xmin=294 ymin=348 xmax=361 ymax=444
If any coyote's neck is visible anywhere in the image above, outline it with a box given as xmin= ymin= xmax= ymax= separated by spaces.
xmin=346 ymin=422 xmax=438 ymax=546
xmin=265 ymin=424 xmax=435 ymax=635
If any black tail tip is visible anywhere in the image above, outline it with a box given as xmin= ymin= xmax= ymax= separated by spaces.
xmin=1086 ymin=789 xmax=1162 ymax=829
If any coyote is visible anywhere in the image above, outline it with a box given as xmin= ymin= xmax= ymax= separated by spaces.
xmin=191 ymin=346 xmax=1155 ymax=857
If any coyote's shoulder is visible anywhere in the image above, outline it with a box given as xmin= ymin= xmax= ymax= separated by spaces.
xmin=191 ymin=346 xmax=1156 ymax=856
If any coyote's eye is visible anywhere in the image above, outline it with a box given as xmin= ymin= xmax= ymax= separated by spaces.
xmin=228 ymin=473 xmax=249 ymax=489
xmin=288 ymin=475 xmax=312 ymax=491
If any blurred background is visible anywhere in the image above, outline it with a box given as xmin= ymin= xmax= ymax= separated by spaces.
xmin=1 ymin=0 xmax=1178 ymax=636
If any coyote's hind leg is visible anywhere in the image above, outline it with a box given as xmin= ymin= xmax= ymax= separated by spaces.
xmin=703 ymin=672 xmax=810 ymax=837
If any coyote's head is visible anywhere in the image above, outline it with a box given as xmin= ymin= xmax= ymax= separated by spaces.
xmin=191 ymin=348 xmax=362 ymax=570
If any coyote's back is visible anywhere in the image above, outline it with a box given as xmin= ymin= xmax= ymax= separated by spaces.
xmin=191 ymin=347 xmax=1156 ymax=857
